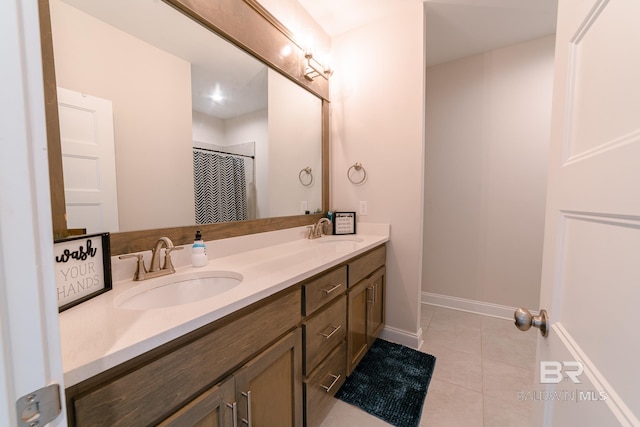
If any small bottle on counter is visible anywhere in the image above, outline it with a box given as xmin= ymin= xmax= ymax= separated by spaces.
xmin=191 ymin=230 xmax=208 ymax=267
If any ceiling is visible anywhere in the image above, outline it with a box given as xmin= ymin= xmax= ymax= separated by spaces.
xmin=60 ymin=0 xmax=267 ymax=119
xmin=59 ymin=0 xmax=558 ymax=120
xmin=298 ymin=0 xmax=558 ymax=67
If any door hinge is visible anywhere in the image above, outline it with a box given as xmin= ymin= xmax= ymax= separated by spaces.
xmin=16 ymin=384 xmax=61 ymax=427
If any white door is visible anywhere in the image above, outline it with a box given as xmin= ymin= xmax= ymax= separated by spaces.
xmin=1 ymin=0 xmax=66 ymax=425
xmin=531 ymin=0 xmax=640 ymax=425
xmin=58 ymin=87 xmax=119 ymax=234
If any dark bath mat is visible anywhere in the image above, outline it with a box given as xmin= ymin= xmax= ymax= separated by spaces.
xmin=336 ymin=339 xmax=436 ymax=427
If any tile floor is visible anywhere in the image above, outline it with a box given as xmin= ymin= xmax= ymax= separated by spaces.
xmin=320 ymin=304 xmax=538 ymax=427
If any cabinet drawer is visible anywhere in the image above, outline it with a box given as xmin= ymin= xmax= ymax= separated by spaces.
xmin=302 ymin=265 xmax=347 ymax=315
xmin=303 ymin=295 xmax=346 ymax=374
xmin=348 ymin=245 xmax=386 ymax=286
xmin=304 ymin=342 xmax=347 ymax=427
xmin=69 ymin=288 xmax=301 ymax=426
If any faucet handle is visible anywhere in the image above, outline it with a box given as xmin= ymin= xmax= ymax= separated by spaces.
xmin=118 ymin=253 xmax=148 ymax=281
xmin=163 ymin=246 xmax=184 ymax=272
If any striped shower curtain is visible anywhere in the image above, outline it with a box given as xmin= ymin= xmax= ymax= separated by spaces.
xmin=193 ymin=150 xmax=248 ymax=223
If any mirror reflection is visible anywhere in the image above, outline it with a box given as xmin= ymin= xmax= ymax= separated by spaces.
xmin=50 ymin=0 xmax=323 ymax=234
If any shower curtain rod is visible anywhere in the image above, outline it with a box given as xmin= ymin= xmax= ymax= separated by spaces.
xmin=193 ymin=146 xmax=255 ymax=159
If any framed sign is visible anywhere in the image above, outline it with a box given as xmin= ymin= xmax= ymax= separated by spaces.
xmin=54 ymin=232 xmax=112 ymax=312
xmin=333 ymin=212 xmax=357 ymax=235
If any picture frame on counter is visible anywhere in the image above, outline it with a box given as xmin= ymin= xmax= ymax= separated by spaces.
xmin=54 ymin=232 xmax=112 ymax=312
xmin=333 ymin=211 xmax=357 ymax=235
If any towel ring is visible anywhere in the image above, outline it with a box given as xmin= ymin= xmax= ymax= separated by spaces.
xmin=299 ymin=167 xmax=313 ymax=186
xmin=347 ymin=162 xmax=367 ymax=185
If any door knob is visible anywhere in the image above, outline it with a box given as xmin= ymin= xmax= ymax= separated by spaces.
xmin=514 ymin=308 xmax=549 ymax=337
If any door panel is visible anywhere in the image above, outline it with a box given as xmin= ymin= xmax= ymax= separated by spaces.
xmin=1 ymin=1 xmax=67 ymax=425
xmin=537 ymin=0 xmax=640 ymax=424
xmin=566 ymin=0 xmax=640 ymax=156
xmin=57 ymin=87 xmax=119 ymax=233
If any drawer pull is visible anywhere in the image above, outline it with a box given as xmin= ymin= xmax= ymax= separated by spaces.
xmin=241 ymin=391 xmax=252 ymax=426
xmin=321 ymin=283 xmax=343 ymax=295
xmin=319 ymin=324 xmax=342 ymax=339
xmin=226 ymin=402 xmax=238 ymax=427
xmin=320 ymin=374 xmax=342 ymax=393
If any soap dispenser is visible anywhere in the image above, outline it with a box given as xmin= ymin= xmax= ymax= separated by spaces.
xmin=191 ymin=230 xmax=208 ymax=267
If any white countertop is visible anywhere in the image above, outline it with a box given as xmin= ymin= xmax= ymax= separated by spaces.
xmin=58 ymin=223 xmax=390 ymax=387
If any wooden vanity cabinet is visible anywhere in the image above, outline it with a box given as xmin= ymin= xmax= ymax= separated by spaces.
xmin=160 ymin=330 xmax=302 ymax=427
xmin=301 ymin=266 xmax=348 ymax=427
xmin=346 ymin=246 xmax=386 ymax=375
xmin=65 ymin=243 xmax=387 ymax=427
xmin=65 ymin=288 xmax=302 ymax=426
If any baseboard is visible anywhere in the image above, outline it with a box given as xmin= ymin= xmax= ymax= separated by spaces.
xmin=421 ymin=292 xmax=538 ymax=320
xmin=382 ymin=293 xmax=536 ymax=351
xmin=379 ymin=325 xmax=423 ymax=350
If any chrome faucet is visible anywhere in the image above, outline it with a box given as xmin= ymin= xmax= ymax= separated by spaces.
xmin=119 ymin=236 xmax=183 ymax=281
xmin=308 ymin=217 xmax=331 ymax=239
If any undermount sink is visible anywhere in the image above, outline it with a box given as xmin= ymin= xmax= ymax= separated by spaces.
xmin=115 ymin=270 xmax=243 ymax=310
xmin=311 ymin=236 xmax=364 ymax=252
xmin=313 ymin=236 xmax=363 ymax=244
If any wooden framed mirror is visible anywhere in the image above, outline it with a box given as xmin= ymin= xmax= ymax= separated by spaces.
xmin=39 ymin=0 xmax=330 ymax=255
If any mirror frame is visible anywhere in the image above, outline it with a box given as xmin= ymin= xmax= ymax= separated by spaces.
xmin=39 ymin=0 xmax=330 ymax=255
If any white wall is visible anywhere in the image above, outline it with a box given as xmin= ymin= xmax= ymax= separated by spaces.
xmin=268 ymin=69 xmax=323 ymax=217
xmin=331 ymin=1 xmax=426 ymax=347
xmin=192 ymin=110 xmax=225 ymax=144
xmin=423 ymin=36 xmax=555 ymax=311
xmin=50 ymin=0 xmax=195 ymax=231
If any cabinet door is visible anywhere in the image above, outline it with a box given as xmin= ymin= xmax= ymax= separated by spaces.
xmin=159 ymin=376 xmax=235 ymax=427
xmin=235 ymin=329 xmax=303 ymax=427
xmin=367 ymin=267 xmax=385 ymax=345
xmin=346 ymin=279 xmax=369 ymax=376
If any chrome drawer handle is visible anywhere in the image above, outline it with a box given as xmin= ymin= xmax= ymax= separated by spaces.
xmin=241 ymin=391 xmax=252 ymax=426
xmin=321 ymin=283 xmax=343 ymax=294
xmin=226 ymin=402 xmax=238 ymax=427
xmin=320 ymin=374 xmax=341 ymax=393
xmin=319 ymin=324 xmax=342 ymax=339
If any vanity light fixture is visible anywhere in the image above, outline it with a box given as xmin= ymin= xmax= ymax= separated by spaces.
xmin=304 ymin=49 xmax=333 ymax=81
